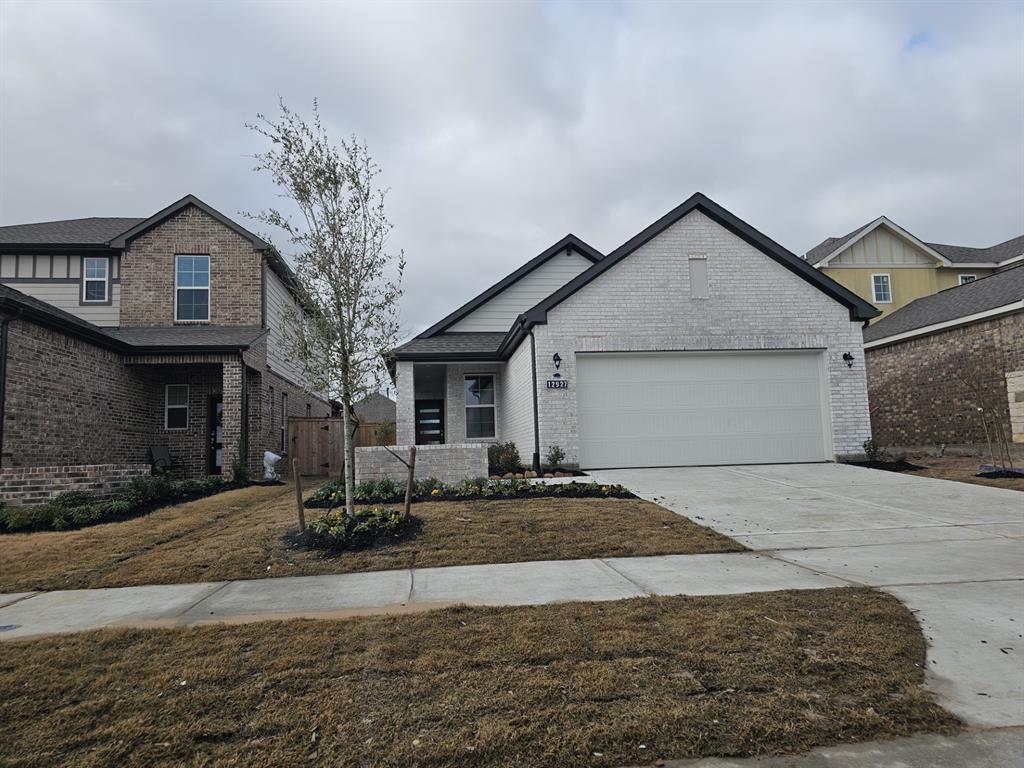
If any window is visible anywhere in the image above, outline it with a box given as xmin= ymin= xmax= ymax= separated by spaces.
xmin=175 ymin=255 xmax=210 ymax=321
xmin=688 ymin=255 xmax=709 ymax=299
xmin=306 ymin=403 xmax=312 ymax=417
xmin=959 ymin=274 xmax=977 ymax=285
xmin=165 ymin=385 xmax=188 ymax=429
xmin=871 ymin=273 xmax=892 ymax=304
xmin=280 ymin=392 xmax=288 ymax=452
xmin=465 ymin=374 xmax=496 ymax=439
xmin=82 ymin=257 xmax=109 ymax=302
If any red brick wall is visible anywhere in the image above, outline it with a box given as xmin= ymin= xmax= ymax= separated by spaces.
xmin=0 ymin=464 xmax=150 ymax=506
xmin=865 ymin=312 xmax=1024 ymax=449
xmin=119 ymin=204 xmax=262 ymax=327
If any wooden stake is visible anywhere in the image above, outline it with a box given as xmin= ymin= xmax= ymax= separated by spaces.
xmin=293 ymin=458 xmax=306 ymax=532
xmin=404 ymin=446 xmax=417 ymax=519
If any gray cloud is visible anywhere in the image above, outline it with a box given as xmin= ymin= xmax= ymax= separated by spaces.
xmin=1 ymin=1 xmax=1021 ymax=339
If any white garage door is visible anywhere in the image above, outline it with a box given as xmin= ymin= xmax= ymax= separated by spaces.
xmin=576 ymin=351 xmax=830 ymax=468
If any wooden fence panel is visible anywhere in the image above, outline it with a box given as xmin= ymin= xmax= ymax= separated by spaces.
xmin=287 ymin=418 xmax=388 ymax=476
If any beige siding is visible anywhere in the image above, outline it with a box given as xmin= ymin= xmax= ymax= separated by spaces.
xmin=263 ymin=266 xmax=306 ymax=385
xmin=831 ymin=227 xmax=936 ymax=266
xmin=448 ymin=249 xmax=593 ymax=332
xmin=0 ymin=281 xmax=121 ymax=326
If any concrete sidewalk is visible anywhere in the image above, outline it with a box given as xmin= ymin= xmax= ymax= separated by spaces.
xmin=0 ymin=551 xmax=845 ymax=640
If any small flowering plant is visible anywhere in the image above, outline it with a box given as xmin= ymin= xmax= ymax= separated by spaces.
xmin=308 ymin=506 xmax=418 ymax=552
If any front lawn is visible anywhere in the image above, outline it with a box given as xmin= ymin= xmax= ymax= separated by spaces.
xmin=0 ymin=588 xmax=959 ymax=767
xmin=0 ymin=483 xmax=741 ymax=593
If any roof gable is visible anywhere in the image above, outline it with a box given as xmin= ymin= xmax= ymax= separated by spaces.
xmin=505 ymin=193 xmax=877 ymax=347
xmin=109 ymin=194 xmax=269 ymax=250
xmin=810 ymin=217 xmax=951 ymax=267
xmin=417 ymin=234 xmax=603 ymax=337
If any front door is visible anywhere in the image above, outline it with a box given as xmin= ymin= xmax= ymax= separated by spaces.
xmin=415 ymin=399 xmax=445 ymax=445
xmin=208 ymin=395 xmax=223 ymax=474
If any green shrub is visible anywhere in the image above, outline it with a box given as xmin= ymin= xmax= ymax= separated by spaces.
xmin=488 ymin=442 xmax=522 ymax=474
xmin=0 ymin=503 xmax=57 ymax=532
xmin=308 ymin=506 xmax=416 ymax=551
xmin=863 ymin=439 xmax=888 ymax=463
xmin=52 ymin=491 xmax=94 ymax=509
xmin=373 ymin=420 xmax=396 ymax=445
xmin=413 ymin=477 xmax=443 ymax=496
xmin=544 ymin=445 xmax=565 ymax=468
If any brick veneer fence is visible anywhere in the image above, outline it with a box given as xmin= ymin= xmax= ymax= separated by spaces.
xmin=354 ymin=444 xmax=488 ymax=485
xmin=0 ymin=463 xmax=151 ymax=506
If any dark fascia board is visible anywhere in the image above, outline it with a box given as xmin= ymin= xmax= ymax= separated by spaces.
xmin=416 ymin=234 xmax=604 ymax=338
xmin=506 ymin=193 xmax=879 ymax=336
xmin=109 ymin=194 xmax=271 ymax=250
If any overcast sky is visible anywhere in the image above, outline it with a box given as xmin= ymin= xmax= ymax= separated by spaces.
xmin=1 ymin=1 xmax=1022 ymax=338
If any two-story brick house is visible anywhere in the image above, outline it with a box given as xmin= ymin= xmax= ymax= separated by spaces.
xmin=0 ymin=195 xmax=331 ymax=502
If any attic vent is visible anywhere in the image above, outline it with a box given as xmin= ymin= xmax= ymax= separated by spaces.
xmin=688 ymin=255 xmax=709 ymax=299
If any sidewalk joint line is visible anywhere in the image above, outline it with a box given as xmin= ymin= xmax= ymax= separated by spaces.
xmin=0 ymin=592 xmax=40 ymax=610
xmin=595 ymin=558 xmax=652 ymax=596
xmin=176 ymin=581 xmax=231 ymax=619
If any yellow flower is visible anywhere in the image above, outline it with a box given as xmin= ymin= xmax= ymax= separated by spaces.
xmin=601 ymin=486 xmax=609 ymax=493
xmin=431 ymin=488 xmax=441 ymax=496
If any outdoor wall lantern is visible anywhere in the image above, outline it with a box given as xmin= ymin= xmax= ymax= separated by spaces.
xmin=842 ymin=352 xmax=855 ymax=368
xmin=552 ymin=353 xmax=562 ymax=370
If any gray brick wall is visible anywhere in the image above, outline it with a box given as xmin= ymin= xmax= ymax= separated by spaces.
xmin=443 ymin=363 xmax=504 ymax=446
xmin=355 ymin=443 xmax=488 ymax=485
xmin=529 ymin=209 xmax=871 ymax=464
xmin=395 ymin=360 xmax=416 ymax=445
xmin=500 ymin=340 xmax=535 ymax=462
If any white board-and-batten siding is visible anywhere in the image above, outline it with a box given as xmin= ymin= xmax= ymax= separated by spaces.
xmin=447 ymin=248 xmax=593 ymax=332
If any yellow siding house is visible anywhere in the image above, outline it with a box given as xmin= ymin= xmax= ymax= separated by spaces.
xmin=804 ymin=217 xmax=1023 ymax=320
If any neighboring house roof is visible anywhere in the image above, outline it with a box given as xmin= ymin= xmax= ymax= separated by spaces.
xmin=393 ymin=332 xmax=507 ymax=360
xmin=0 ymin=283 xmax=268 ymax=354
xmin=417 ymin=234 xmax=603 ymax=338
xmin=353 ymin=392 xmax=396 ymax=423
xmin=104 ymin=325 xmax=268 ymax=351
xmin=863 ymin=265 xmax=1024 ymax=346
xmin=806 ymin=218 xmax=1024 ymax=267
xmin=0 ymin=217 xmax=143 ymax=247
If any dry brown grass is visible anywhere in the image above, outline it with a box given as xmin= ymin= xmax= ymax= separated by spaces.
xmin=904 ymin=454 xmax=1024 ymax=491
xmin=0 ymin=588 xmax=959 ymax=767
xmin=0 ymin=483 xmax=741 ymax=593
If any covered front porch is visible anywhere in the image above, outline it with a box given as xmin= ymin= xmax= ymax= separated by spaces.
xmin=395 ymin=361 xmax=506 ymax=447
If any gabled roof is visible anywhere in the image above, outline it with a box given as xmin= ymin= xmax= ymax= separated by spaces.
xmin=109 ymin=194 xmax=270 ymax=250
xmin=0 ymin=217 xmax=143 ymax=247
xmin=415 ymin=234 xmax=603 ymax=338
xmin=863 ymin=265 xmax=1024 ymax=345
xmin=804 ymin=216 xmax=952 ymax=267
xmin=806 ymin=218 xmax=1024 ymax=267
xmin=497 ymin=192 xmax=877 ymax=356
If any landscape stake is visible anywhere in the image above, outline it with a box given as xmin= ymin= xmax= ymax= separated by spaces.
xmin=293 ymin=458 xmax=305 ymax=531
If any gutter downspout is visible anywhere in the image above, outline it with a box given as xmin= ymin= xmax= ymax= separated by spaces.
xmin=529 ymin=328 xmax=541 ymax=474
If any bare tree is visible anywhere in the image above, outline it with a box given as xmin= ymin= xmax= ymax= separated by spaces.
xmin=248 ymin=100 xmax=404 ymax=516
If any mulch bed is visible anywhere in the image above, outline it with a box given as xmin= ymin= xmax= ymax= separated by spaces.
xmin=844 ymin=460 xmax=925 ymax=473
xmin=0 ymin=588 xmax=960 ymax=767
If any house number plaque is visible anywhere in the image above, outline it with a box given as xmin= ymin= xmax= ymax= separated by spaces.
xmin=545 ymin=379 xmax=568 ymax=389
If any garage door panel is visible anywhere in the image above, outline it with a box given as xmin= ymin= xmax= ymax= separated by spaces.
xmin=576 ymin=351 xmax=829 ymax=468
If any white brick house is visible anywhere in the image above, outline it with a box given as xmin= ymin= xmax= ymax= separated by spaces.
xmin=392 ymin=194 xmax=878 ymax=470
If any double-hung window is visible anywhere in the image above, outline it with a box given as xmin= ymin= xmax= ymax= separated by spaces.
xmin=465 ymin=374 xmax=496 ymax=439
xmin=175 ymin=255 xmax=210 ymax=321
xmin=959 ymin=274 xmax=977 ymax=285
xmin=165 ymin=384 xmax=188 ymax=429
xmin=871 ymin=273 xmax=892 ymax=304
xmin=82 ymin=257 xmax=109 ymax=302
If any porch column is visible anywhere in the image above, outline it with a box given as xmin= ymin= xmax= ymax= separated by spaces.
xmin=221 ymin=357 xmax=244 ymax=480
xmin=395 ymin=360 xmax=416 ymax=445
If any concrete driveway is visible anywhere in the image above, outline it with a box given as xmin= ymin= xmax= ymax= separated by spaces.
xmin=592 ymin=463 xmax=1024 ymax=729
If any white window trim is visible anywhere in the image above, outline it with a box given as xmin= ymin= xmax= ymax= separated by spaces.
xmin=165 ymin=384 xmax=189 ymax=430
xmin=871 ymin=273 xmax=892 ymax=304
xmin=174 ymin=254 xmax=211 ymax=323
xmin=464 ymin=373 xmax=498 ymax=441
xmin=958 ymin=274 xmax=977 ymax=285
xmin=81 ymin=256 xmax=109 ymax=303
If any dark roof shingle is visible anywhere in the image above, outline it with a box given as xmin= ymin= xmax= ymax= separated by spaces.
xmin=393 ymin=332 xmax=507 ymax=359
xmin=104 ymin=325 xmax=267 ymax=349
xmin=0 ymin=217 xmax=142 ymax=246
xmin=864 ymin=265 xmax=1024 ymax=343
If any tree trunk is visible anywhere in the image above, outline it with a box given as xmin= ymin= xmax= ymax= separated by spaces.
xmin=340 ymin=381 xmax=356 ymax=517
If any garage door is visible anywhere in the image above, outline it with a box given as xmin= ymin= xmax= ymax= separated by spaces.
xmin=576 ymin=351 xmax=830 ymax=468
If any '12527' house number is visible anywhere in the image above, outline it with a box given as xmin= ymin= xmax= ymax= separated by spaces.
xmin=545 ymin=380 xmax=568 ymax=389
